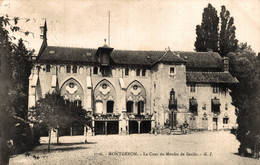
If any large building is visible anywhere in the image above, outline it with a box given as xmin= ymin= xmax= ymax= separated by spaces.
xmin=28 ymin=22 xmax=238 ymax=136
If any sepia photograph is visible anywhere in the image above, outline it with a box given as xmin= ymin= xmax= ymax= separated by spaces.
xmin=0 ymin=0 xmax=259 ymax=164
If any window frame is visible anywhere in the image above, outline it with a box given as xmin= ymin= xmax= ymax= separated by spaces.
xmin=72 ymin=65 xmax=77 ymax=74
xmin=93 ymin=66 xmax=98 ymax=75
xmin=66 ymin=65 xmax=71 ymax=73
xmin=213 ymin=85 xmax=219 ymax=93
xmin=136 ymin=69 xmax=141 ymax=76
xmin=46 ymin=64 xmax=51 ymax=72
xmin=169 ymin=67 xmax=175 ymax=75
xmin=142 ymin=69 xmax=146 ymax=76
xmin=125 ymin=68 xmax=129 ymax=76
xmin=190 ymin=84 xmax=196 ymax=93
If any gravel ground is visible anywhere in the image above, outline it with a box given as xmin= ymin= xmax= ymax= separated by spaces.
xmin=9 ymin=131 xmax=259 ymax=165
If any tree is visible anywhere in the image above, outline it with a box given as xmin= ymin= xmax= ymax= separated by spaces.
xmin=0 ymin=15 xmax=36 ymax=164
xmin=8 ymin=39 xmax=32 ymax=118
xmin=195 ymin=3 xmax=219 ymax=52
xmin=228 ymin=43 xmax=260 ymax=157
xmin=34 ymin=91 xmax=91 ymax=151
xmin=219 ymin=5 xmax=238 ymax=57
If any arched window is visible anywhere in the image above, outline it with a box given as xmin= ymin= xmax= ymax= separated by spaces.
xmin=93 ymin=66 xmax=98 ymax=75
xmin=126 ymin=101 xmax=134 ymax=113
xmin=46 ymin=64 xmax=50 ymax=72
xmin=72 ymin=65 xmax=77 ymax=73
xmin=66 ymin=65 xmax=71 ymax=73
xmin=125 ymin=68 xmax=129 ymax=76
xmin=107 ymin=101 xmax=114 ymax=113
xmin=136 ymin=69 xmax=140 ymax=76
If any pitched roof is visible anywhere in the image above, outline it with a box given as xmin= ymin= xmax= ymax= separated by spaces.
xmin=38 ymin=46 xmax=98 ymax=63
xmin=186 ymin=72 xmax=239 ymax=84
xmin=111 ymin=50 xmax=165 ymax=66
xmin=177 ymin=51 xmax=223 ymax=71
xmin=38 ymin=46 xmax=222 ymax=71
xmin=157 ymin=51 xmax=186 ymax=64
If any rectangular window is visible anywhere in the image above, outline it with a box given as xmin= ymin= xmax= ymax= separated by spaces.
xmin=66 ymin=66 xmax=71 ymax=73
xmin=142 ymin=69 xmax=146 ymax=76
xmin=136 ymin=69 xmax=140 ymax=76
xmin=213 ymin=86 xmax=219 ymax=93
xmin=170 ymin=67 xmax=175 ymax=74
xmin=190 ymin=84 xmax=196 ymax=93
xmin=223 ymin=118 xmax=229 ymax=124
xmin=125 ymin=68 xmax=129 ymax=76
xmin=93 ymin=67 xmax=98 ymax=75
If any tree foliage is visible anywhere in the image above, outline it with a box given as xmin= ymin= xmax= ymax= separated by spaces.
xmin=195 ymin=4 xmax=238 ymax=57
xmin=33 ymin=91 xmax=91 ymax=150
xmin=219 ymin=5 xmax=238 ymax=57
xmin=228 ymin=44 xmax=260 ymax=156
xmin=34 ymin=91 xmax=91 ymax=129
xmin=195 ymin=3 xmax=219 ymax=52
xmin=0 ymin=15 xmax=37 ymax=164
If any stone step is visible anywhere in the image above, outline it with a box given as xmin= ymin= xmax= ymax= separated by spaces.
xmin=171 ymin=130 xmax=183 ymax=135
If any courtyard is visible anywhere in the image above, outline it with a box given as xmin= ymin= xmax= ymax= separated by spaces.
xmin=10 ymin=131 xmax=259 ymax=165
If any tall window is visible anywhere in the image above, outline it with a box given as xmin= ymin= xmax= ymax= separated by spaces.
xmin=107 ymin=101 xmax=114 ymax=113
xmin=213 ymin=86 xmax=219 ymax=93
xmin=126 ymin=101 xmax=134 ymax=113
xmin=93 ymin=66 xmax=98 ymax=75
xmin=190 ymin=84 xmax=196 ymax=93
xmin=66 ymin=65 xmax=71 ymax=73
xmin=137 ymin=101 xmax=144 ymax=115
xmin=125 ymin=68 xmax=129 ymax=76
xmin=189 ymin=98 xmax=198 ymax=114
xmin=142 ymin=69 xmax=146 ymax=76
xmin=72 ymin=65 xmax=77 ymax=73
xmin=46 ymin=64 xmax=50 ymax=72
xmin=136 ymin=69 xmax=140 ymax=76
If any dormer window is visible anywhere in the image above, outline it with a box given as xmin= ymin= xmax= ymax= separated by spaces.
xmin=72 ymin=65 xmax=77 ymax=73
xmin=46 ymin=64 xmax=50 ymax=72
xmin=66 ymin=65 xmax=71 ymax=73
xmin=136 ymin=69 xmax=140 ymax=76
xmin=93 ymin=66 xmax=98 ymax=75
xmin=125 ymin=68 xmax=129 ymax=76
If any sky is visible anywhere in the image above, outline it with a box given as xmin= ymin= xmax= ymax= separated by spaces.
xmin=0 ymin=0 xmax=259 ymax=54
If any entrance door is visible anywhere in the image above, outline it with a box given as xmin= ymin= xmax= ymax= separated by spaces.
xmin=129 ymin=121 xmax=138 ymax=134
xmin=107 ymin=121 xmax=119 ymax=134
xmin=169 ymin=112 xmax=177 ymax=129
xmin=95 ymin=121 xmax=105 ymax=135
xmin=189 ymin=117 xmax=196 ymax=130
xmin=202 ymin=117 xmax=208 ymax=130
xmin=213 ymin=118 xmax=218 ymax=130
xmin=140 ymin=121 xmax=151 ymax=133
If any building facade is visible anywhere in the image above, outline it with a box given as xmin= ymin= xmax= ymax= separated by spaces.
xmin=28 ymin=22 xmax=238 ymax=136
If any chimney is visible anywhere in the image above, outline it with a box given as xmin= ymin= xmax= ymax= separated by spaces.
xmin=223 ymin=57 xmax=229 ymax=72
